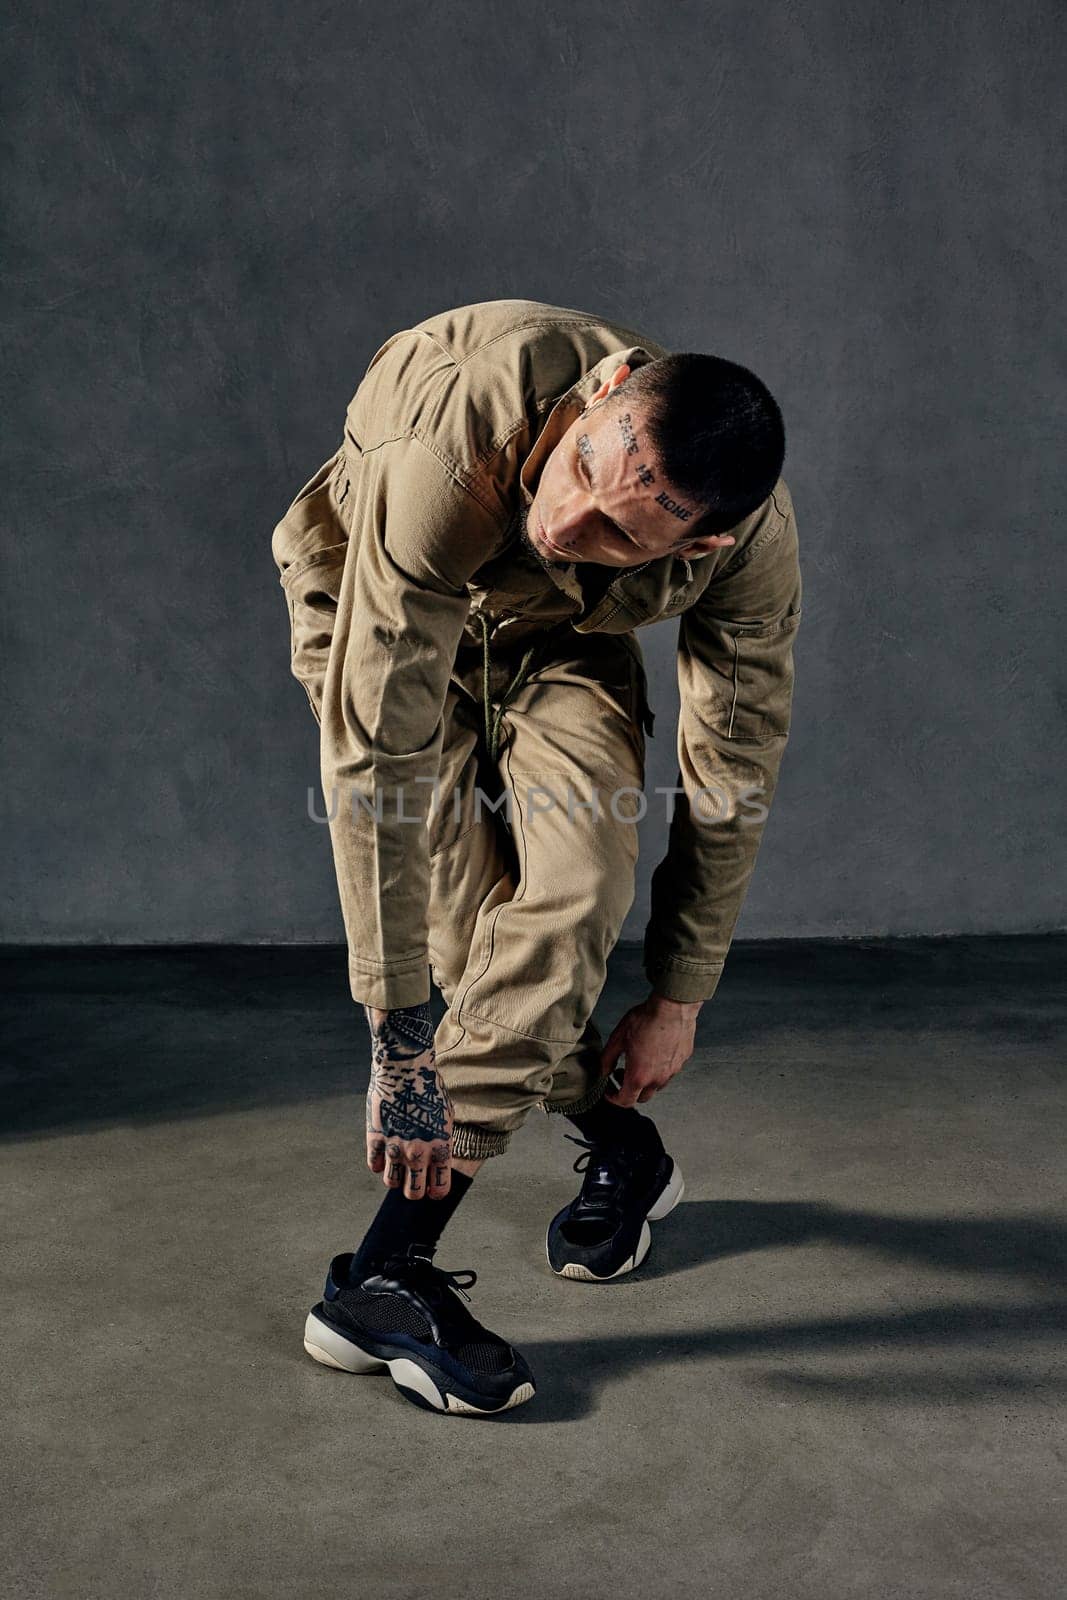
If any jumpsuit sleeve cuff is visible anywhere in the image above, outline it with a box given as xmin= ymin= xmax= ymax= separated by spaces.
xmin=348 ymin=957 xmax=431 ymax=1011
xmin=643 ymin=952 xmax=725 ymax=1005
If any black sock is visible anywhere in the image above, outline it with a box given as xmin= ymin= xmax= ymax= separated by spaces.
xmin=350 ymin=1169 xmax=475 ymax=1279
xmin=566 ymin=1097 xmax=660 ymax=1150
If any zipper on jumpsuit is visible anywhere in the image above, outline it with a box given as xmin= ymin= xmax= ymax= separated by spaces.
xmin=475 ymin=551 xmax=667 ymax=759
xmin=478 ymin=611 xmax=539 ymax=763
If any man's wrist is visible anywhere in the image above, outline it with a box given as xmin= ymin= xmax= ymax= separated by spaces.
xmin=363 ymin=1000 xmax=432 ymax=1034
xmin=647 ymin=988 xmax=704 ymax=1016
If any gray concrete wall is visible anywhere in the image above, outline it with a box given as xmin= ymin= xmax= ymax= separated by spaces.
xmin=3 ymin=0 xmax=1064 ymax=945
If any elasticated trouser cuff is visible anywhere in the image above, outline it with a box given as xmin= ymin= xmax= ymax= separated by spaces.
xmin=451 ymin=1072 xmax=612 ymax=1159
xmin=539 ymin=1071 xmax=612 ymax=1118
xmin=451 ymin=1121 xmax=514 ymax=1159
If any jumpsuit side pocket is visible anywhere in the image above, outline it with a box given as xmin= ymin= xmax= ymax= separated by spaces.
xmin=271 ymin=444 xmax=351 ymax=726
xmin=279 ymin=544 xmax=350 ymax=725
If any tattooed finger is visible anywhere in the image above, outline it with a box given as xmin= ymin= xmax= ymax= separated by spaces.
xmin=385 ymin=1142 xmax=405 ymax=1186
xmin=430 ymin=1141 xmax=450 ymax=1174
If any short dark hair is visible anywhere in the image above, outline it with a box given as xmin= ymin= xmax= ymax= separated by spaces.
xmin=609 ymin=352 xmax=785 ymax=536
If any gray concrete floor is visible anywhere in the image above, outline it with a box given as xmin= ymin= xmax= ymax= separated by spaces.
xmin=2 ymin=936 xmax=1064 ymax=1600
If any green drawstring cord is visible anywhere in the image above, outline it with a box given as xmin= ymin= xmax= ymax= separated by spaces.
xmin=479 ymin=611 xmax=539 ymax=762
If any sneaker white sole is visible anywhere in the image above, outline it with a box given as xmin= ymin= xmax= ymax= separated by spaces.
xmin=302 ymin=1311 xmax=535 ymax=1416
xmin=549 ymin=1159 xmax=686 ymax=1281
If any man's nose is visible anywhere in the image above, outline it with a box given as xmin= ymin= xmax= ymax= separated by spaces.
xmin=549 ymin=501 xmax=592 ymax=548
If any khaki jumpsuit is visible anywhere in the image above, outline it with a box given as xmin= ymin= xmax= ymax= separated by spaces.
xmin=271 ymin=300 xmax=802 ymax=1158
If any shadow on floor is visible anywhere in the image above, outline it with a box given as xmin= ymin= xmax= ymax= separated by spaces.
xmin=5 ymin=941 xmax=1065 ymax=1438
xmin=636 ymin=1197 xmax=1067 ymax=1292
xmin=246 ymin=1193 xmax=1067 ymax=1424
xmin=272 ymin=1194 xmax=1067 ymax=1425
xmin=2 ymin=934 xmax=1064 ymax=1139
xmin=478 ymin=1295 xmax=1067 ymax=1423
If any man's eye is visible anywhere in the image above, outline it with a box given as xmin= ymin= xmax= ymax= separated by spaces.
xmin=607 ymin=521 xmax=639 ymax=547
xmin=577 ymin=447 xmax=639 ymax=547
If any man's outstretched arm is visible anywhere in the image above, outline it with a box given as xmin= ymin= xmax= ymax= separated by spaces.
xmin=318 ymin=435 xmax=504 ymax=1193
xmin=604 ymin=487 xmax=802 ymax=1105
xmin=645 ymin=486 xmax=802 ymax=998
xmin=319 ymin=434 xmax=504 ymax=1012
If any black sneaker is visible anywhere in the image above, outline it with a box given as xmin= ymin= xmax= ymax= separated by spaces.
xmin=303 ymin=1242 xmax=536 ymax=1416
xmin=546 ymin=1129 xmax=685 ymax=1280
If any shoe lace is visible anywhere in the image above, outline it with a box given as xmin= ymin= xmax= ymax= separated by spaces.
xmin=566 ymin=1133 xmax=600 ymax=1173
xmin=382 ymin=1244 xmax=478 ymax=1304
xmin=376 ymin=1247 xmax=500 ymax=1354
xmin=565 ymin=1132 xmax=647 ymax=1168
xmin=564 ymin=1133 xmax=643 ymax=1211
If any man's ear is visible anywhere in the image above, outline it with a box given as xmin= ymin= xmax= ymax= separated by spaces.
xmin=677 ymin=530 xmax=738 ymax=557
xmin=584 ymin=363 xmax=632 ymax=411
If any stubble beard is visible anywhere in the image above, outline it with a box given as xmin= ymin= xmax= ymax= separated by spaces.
xmin=518 ymin=501 xmax=571 ymax=572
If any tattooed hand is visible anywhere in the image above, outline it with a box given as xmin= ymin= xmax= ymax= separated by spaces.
xmin=363 ymin=1003 xmax=454 ymax=1199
